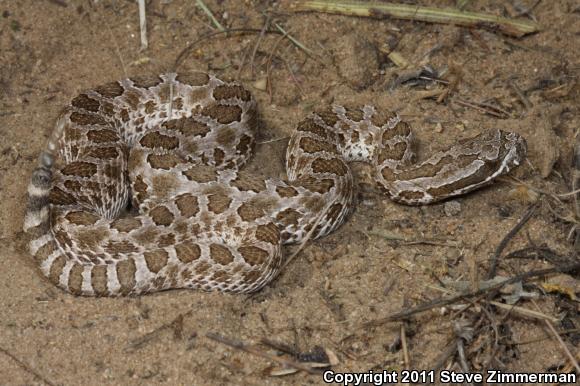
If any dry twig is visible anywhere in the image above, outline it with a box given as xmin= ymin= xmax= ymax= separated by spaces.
xmin=195 ymin=0 xmax=225 ymax=31
xmin=295 ymin=1 xmax=540 ymax=37
xmin=486 ymin=201 xmax=540 ymax=280
xmin=0 ymin=346 xmax=56 ymax=386
xmin=363 ymin=261 xmax=580 ymax=328
xmin=137 ymin=0 xmax=148 ymax=50
xmin=206 ymin=333 xmax=323 ymax=374
xmin=530 ymin=300 xmax=580 ymax=373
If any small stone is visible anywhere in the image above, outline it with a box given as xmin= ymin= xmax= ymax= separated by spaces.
xmin=253 ymin=77 xmax=267 ymax=91
xmin=444 ymin=200 xmax=461 ymax=217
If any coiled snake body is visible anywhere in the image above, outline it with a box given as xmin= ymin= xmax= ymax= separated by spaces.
xmin=23 ymin=73 xmax=526 ymax=296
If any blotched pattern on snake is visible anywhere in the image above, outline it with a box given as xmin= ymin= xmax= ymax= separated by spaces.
xmin=23 ymin=73 xmax=527 ymax=296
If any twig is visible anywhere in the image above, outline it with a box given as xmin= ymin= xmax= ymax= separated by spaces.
xmin=454 ymin=98 xmax=509 ymax=118
xmin=206 ymin=333 xmax=322 ymax=374
xmin=430 ymin=340 xmax=458 ymax=370
xmin=195 ymin=0 xmax=225 ymax=31
xmin=266 ymin=33 xmax=288 ymax=103
xmin=0 ymin=346 xmax=56 ymax=386
xmin=362 ymin=261 xmax=580 ymax=328
xmin=400 ymin=324 xmax=410 ymax=367
xmin=173 ymin=28 xmax=283 ymax=71
xmin=295 ymin=0 xmax=540 ymax=38
xmin=509 ymin=79 xmax=532 ymax=110
xmin=486 ymin=201 xmax=539 ymax=280
xmin=530 ymin=299 xmax=580 ymax=373
xmin=283 ymin=58 xmax=305 ymax=97
xmin=137 ymin=0 xmax=148 ymax=50
xmin=369 ymin=230 xmax=458 ymax=247
xmin=126 ymin=311 xmax=191 ymax=352
xmin=273 ymin=22 xmax=322 ymax=64
xmin=249 ymin=15 xmax=271 ymax=76
xmin=103 ymin=14 xmax=128 ymax=77
xmin=487 ymin=300 xmax=559 ymax=323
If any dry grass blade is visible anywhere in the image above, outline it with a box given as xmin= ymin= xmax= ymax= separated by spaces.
xmin=137 ymin=0 xmax=148 ymax=50
xmin=486 ymin=300 xmax=559 ymax=323
xmin=296 ymin=1 xmax=540 ymax=38
xmin=362 ymin=261 xmax=580 ymax=328
xmin=530 ymin=300 xmax=580 ymax=374
xmin=196 ymin=0 xmax=225 ymax=31
xmin=486 ymin=201 xmax=539 ymax=280
xmin=273 ymin=22 xmax=323 ymax=64
xmin=206 ymin=333 xmax=322 ymax=374
xmin=0 ymin=346 xmax=57 ymax=386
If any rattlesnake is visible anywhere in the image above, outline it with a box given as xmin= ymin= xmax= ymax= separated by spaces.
xmin=23 ymin=73 xmax=527 ymax=296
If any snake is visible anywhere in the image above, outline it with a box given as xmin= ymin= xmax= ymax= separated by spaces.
xmin=23 ymin=73 xmax=527 ymax=296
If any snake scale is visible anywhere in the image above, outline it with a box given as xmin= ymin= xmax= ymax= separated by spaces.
xmin=23 ymin=73 xmax=527 ymax=296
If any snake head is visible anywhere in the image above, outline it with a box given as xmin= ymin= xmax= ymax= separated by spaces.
xmin=497 ymin=130 xmax=527 ymax=173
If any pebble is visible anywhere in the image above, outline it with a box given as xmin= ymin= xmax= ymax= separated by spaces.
xmin=444 ymin=200 xmax=462 ymax=217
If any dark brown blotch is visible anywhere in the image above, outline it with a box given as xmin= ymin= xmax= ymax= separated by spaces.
xmin=311 ymin=157 xmax=348 ymax=176
xmin=175 ymin=72 xmax=210 ymax=86
xmin=276 ymin=186 xmax=299 ymax=198
xmin=175 ymin=194 xmax=199 ymax=217
xmin=116 ymin=258 xmax=137 ymax=295
xmin=50 ymin=187 xmax=77 ymax=205
xmin=48 ymin=255 xmax=66 ymax=285
xmin=255 ymin=223 xmax=280 ymax=245
xmin=182 ymin=165 xmax=218 ymax=183
xmin=147 ymin=154 xmax=181 ymax=169
xmin=130 ymin=75 xmax=163 ymax=89
xmin=207 ymin=193 xmax=232 ymax=214
xmin=299 ymin=136 xmax=337 ymax=154
xmin=295 ymin=177 xmax=335 ymax=194
xmin=87 ymin=129 xmax=119 ymax=143
xmin=149 ymin=205 xmax=174 ymax=226
xmin=67 ymin=263 xmax=84 ymax=295
xmin=382 ymin=121 xmax=411 ymax=143
xmin=238 ymin=246 xmax=269 ymax=266
xmin=111 ymin=217 xmax=143 ymax=233
xmin=201 ymin=103 xmax=242 ymax=124
xmin=143 ymin=249 xmax=169 ymax=273
xmin=86 ymin=146 xmax=119 ymax=160
xmin=175 ymin=241 xmax=201 ymax=264
xmin=297 ymin=118 xmax=332 ymax=139
xmin=144 ymin=100 xmax=157 ymax=115
xmin=231 ymin=173 xmax=267 ymax=193
xmin=94 ymin=81 xmax=124 ymax=98
xmin=65 ymin=211 xmax=100 ymax=226
xmin=210 ymin=243 xmax=234 ymax=265
xmin=61 ymin=161 xmax=97 ymax=177
xmin=140 ymin=131 xmax=179 ymax=150
xmin=91 ymin=265 xmax=109 ymax=296
xmin=236 ymin=134 xmax=254 ymax=156
xmin=163 ymin=117 xmax=211 ymax=137
xmin=237 ymin=202 xmax=265 ymax=222
xmin=72 ymin=94 xmax=100 ymax=112
xmin=316 ymin=108 xmax=339 ymax=126
xmin=69 ymin=112 xmax=107 ymax=126
xmin=275 ymin=208 xmax=301 ymax=227
xmin=344 ymin=107 xmax=364 ymax=122
xmin=212 ymin=84 xmax=252 ymax=102
xmin=213 ymin=148 xmax=225 ymax=166
xmin=371 ymin=109 xmax=397 ymax=128
xmin=105 ymin=240 xmax=139 ymax=254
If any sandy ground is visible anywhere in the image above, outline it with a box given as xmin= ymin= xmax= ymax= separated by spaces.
xmin=1 ymin=0 xmax=579 ymax=385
